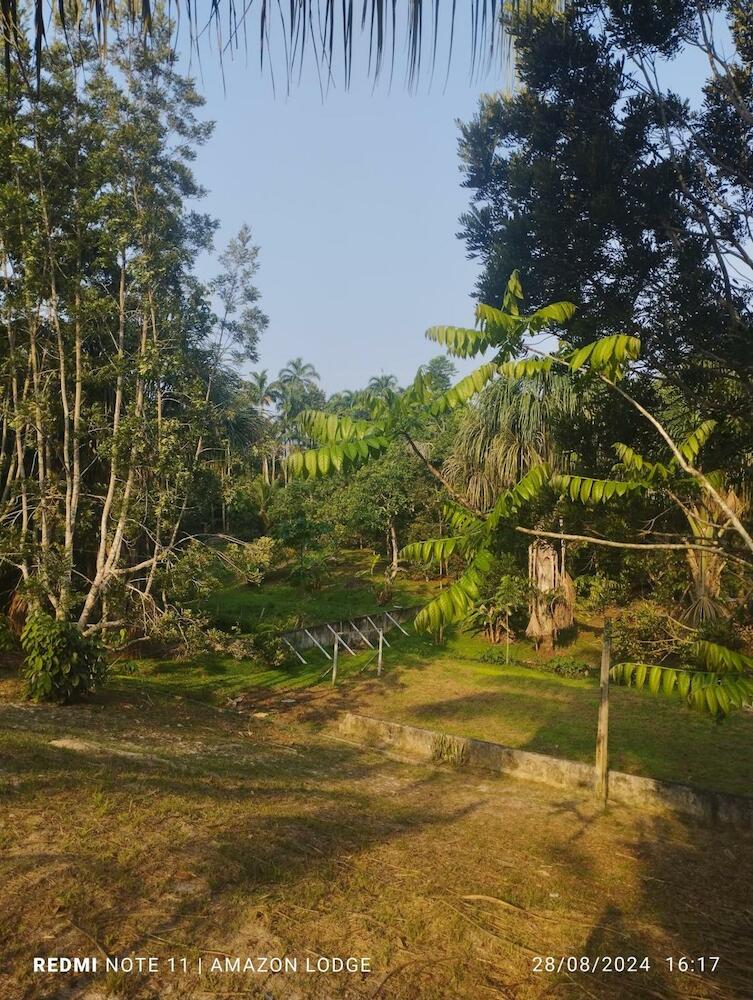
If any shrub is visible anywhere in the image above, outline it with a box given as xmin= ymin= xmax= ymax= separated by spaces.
xmin=226 ymin=536 xmax=277 ymax=586
xmin=464 ymin=575 xmax=528 ymax=645
xmin=21 ymin=612 xmax=107 ymax=703
xmin=0 ymin=616 xmax=16 ymax=652
xmin=479 ymin=649 xmax=513 ymax=665
xmin=150 ymin=607 xmax=293 ymax=668
xmin=478 ymin=649 xmax=592 ymax=677
xmin=545 ymin=655 xmax=593 ymax=679
xmin=160 ymin=542 xmax=226 ymax=604
xmin=575 ymin=573 xmax=629 ymax=612
xmin=611 ymin=602 xmax=694 ymax=664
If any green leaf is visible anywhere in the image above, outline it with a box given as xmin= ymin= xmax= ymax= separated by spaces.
xmin=401 ymin=536 xmax=465 ymax=565
xmin=692 ymin=640 xmax=753 ymax=673
xmin=430 ymin=363 xmax=497 ymax=415
xmin=499 ymin=357 xmax=554 ymax=379
xmin=425 ymin=325 xmax=492 ymax=358
xmin=648 ymin=665 xmax=662 ymax=695
xmin=551 ymin=474 xmax=645 ymax=505
xmin=678 ymin=420 xmax=716 ymax=464
xmin=566 ymin=335 xmax=641 ymax=377
xmin=413 ymin=550 xmax=492 ymax=633
xmin=486 ymin=463 xmax=550 ymax=530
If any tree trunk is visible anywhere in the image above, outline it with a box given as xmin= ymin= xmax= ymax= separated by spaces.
xmin=526 ymin=540 xmax=574 ymax=655
xmin=389 ymin=522 xmax=399 ymax=579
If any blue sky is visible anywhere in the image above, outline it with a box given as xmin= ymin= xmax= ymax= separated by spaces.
xmin=184 ymin=13 xmax=713 ymax=395
xmin=185 ymin=17 xmax=494 ymax=393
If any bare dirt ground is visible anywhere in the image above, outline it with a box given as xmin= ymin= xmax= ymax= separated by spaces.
xmin=2 ymin=676 xmax=752 ymax=999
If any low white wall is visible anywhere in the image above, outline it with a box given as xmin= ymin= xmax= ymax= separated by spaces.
xmin=339 ymin=712 xmax=753 ymax=827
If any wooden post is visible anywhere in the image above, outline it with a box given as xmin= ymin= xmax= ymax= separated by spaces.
xmin=595 ymin=620 xmax=611 ymax=804
xmin=331 ymin=634 xmax=339 ymax=686
xmin=377 ymin=630 xmax=384 ymax=676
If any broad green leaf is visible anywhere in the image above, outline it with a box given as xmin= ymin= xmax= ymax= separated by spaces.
xmin=551 ymin=474 xmax=645 ymax=505
xmin=499 ymin=357 xmax=555 ymax=379
xmin=693 ymin=640 xmax=753 ymax=673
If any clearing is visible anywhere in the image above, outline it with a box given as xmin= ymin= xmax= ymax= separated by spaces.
xmin=1 ymin=666 xmax=753 ymax=1000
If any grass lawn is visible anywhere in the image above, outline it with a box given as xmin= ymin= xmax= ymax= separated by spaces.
xmin=2 ymin=668 xmax=753 ymax=1000
xmin=116 ymin=621 xmax=753 ymax=797
xmin=344 ymin=631 xmax=753 ymax=797
xmin=200 ymin=549 xmax=436 ymax=632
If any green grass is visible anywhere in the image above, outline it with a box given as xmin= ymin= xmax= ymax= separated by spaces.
xmin=350 ymin=630 xmax=753 ymax=797
xmin=199 ymin=549 xmax=435 ymax=631
xmin=112 ymin=552 xmax=753 ymax=798
xmin=5 ymin=678 xmax=752 ymax=999
xmin=116 ymin=622 xmax=753 ymax=797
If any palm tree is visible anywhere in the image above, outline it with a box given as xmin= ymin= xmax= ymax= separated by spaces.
xmin=244 ymin=371 xmax=283 ymax=481
xmin=367 ymin=373 xmax=400 ymax=398
xmin=326 ymin=389 xmax=357 ymax=412
xmin=277 ymin=359 xmax=322 ymax=473
xmin=14 ymin=3 xmax=517 ymax=92
xmin=443 ymin=371 xmax=578 ymax=511
xmin=279 ymin=357 xmax=320 ymax=395
xmin=246 ymin=370 xmax=280 ymax=417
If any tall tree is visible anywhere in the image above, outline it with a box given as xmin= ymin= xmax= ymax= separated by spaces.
xmin=458 ymin=2 xmax=753 ymax=476
xmin=0 ymin=24 xmax=266 ymax=633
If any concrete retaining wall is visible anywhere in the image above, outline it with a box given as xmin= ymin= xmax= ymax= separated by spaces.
xmin=339 ymin=712 xmax=753 ymax=827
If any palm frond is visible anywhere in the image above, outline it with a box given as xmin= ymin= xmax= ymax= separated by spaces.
xmin=11 ymin=1 xmax=523 ymax=92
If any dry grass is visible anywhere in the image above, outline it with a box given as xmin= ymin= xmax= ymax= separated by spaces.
xmin=2 ymin=669 xmax=753 ymax=1000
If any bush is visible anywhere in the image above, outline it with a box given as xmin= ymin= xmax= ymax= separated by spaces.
xmin=575 ymin=573 xmax=629 ymax=612
xmin=160 ymin=542 xmax=226 ymax=603
xmin=0 ymin=616 xmax=17 ymax=652
xmin=21 ymin=612 xmax=107 ymax=703
xmin=611 ymin=602 xmax=694 ymax=663
xmin=226 ymin=536 xmax=277 ymax=586
xmin=479 ymin=649 xmax=517 ymax=665
xmin=545 ymin=655 xmax=593 ymax=679
xmin=149 ymin=607 xmax=293 ymax=668
xmin=478 ymin=649 xmax=592 ymax=677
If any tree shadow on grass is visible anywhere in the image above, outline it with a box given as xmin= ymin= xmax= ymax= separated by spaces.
xmin=1 ymin=694 xmax=488 ymax=998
